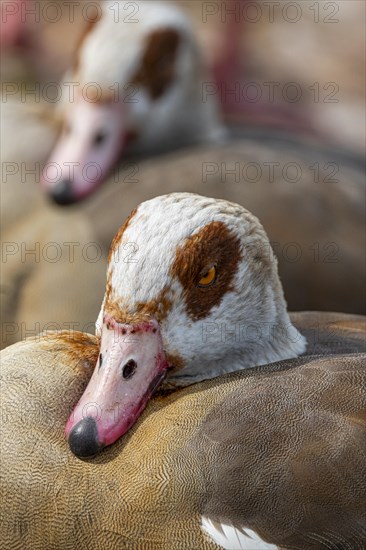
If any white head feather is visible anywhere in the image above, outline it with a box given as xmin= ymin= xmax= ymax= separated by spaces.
xmin=100 ymin=193 xmax=306 ymax=386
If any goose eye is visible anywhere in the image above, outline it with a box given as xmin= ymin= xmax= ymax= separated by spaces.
xmin=93 ymin=131 xmax=106 ymax=147
xmin=198 ymin=265 xmax=217 ymax=287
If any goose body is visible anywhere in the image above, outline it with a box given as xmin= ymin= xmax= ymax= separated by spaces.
xmin=1 ymin=316 xmax=365 ymax=549
xmin=1 ymin=194 xmax=364 ymax=549
xmin=42 ymin=1 xmax=224 ymax=204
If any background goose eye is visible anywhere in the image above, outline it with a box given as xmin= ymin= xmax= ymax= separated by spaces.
xmin=198 ymin=265 xmax=217 ymax=287
xmin=93 ymin=131 xmax=106 ymax=147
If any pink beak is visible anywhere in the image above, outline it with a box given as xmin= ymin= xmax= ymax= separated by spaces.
xmin=42 ymin=98 xmax=129 ymax=205
xmin=65 ymin=317 xmax=170 ymax=457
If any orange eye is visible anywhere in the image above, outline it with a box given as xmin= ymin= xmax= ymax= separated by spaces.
xmin=198 ymin=265 xmax=217 ymax=287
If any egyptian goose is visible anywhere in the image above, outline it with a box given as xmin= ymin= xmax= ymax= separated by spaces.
xmin=1 ymin=195 xmax=365 ymax=548
xmin=42 ymin=1 xmax=224 ymax=204
xmin=65 ymin=193 xmax=307 ymax=455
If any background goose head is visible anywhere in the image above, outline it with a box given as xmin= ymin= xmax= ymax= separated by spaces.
xmin=66 ymin=193 xmax=306 ymax=457
xmin=42 ymin=1 xmax=224 ymax=205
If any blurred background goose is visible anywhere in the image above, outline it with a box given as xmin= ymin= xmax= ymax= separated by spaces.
xmin=22 ymin=0 xmax=225 ymax=204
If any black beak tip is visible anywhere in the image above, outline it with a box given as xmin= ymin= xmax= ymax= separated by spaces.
xmin=68 ymin=417 xmax=103 ymax=458
xmin=48 ymin=180 xmax=76 ymax=206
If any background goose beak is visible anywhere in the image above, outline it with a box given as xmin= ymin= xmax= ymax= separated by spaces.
xmin=42 ymin=98 xmax=128 ymax=204
xmin=65 ymin=318 xmax=169 ymax=458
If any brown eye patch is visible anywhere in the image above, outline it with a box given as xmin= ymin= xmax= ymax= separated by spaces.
xmin=171 ymin=221 xmax=242 ymax=320
xmin=132 ymin=29 xmax=180 ymax=100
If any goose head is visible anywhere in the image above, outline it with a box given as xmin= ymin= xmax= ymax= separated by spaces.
xmin=65 ymin=193 xmax=306 ymax=457
xmin=42 ymin=1 xmax=224 ymax=205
